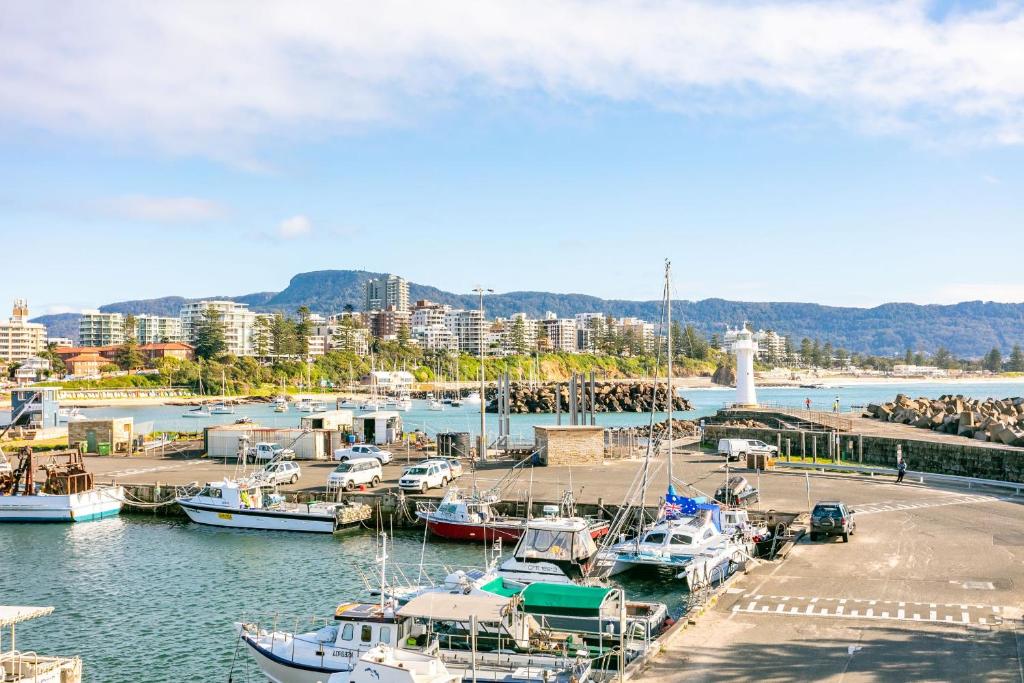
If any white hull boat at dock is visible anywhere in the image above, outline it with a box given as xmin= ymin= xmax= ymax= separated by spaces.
xmin=0 ymin=486 xmax=123 ymax=523
xmin=177 ymin=479 xmax=371 ymax=533
xmin=1 ymin=606 xmax=82 ymax=683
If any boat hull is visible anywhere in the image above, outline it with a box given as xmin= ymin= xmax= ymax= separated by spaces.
xmin=425 ymin=518 xmax=524 ymax=542
xmin=0 ymin=486 xmax=123 ymax=522
xmin=178 ymin=500 xmax=336 ymax=533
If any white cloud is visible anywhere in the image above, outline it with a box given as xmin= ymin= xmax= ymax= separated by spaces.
xmin=94 ymin=195 xmax=224 ymax=222
xmin=277 ymin=215 xmax=312 ymax=239
xmin=2 ymin=2 xmax=1024 ymax=156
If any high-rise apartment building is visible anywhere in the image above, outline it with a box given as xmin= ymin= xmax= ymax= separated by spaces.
xmin=79 ymin=310 xmax=126 ymax=347
xmin=0 ymin=299 xmax=47 ymax=362
xmin=364 ymin=274 xmax=409 ymax=312
xmin=445 ymin=309 xmax=486 ymax=354
xmin=135 ymin=315 xmax=183 ymax=344
xmin=180 ymin=300 xmax=258 ymax=356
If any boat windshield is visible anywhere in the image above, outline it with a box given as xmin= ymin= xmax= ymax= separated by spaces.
xmin=642 ymin=532 xmax=666 ymax=544
xmin=517 ymin=527 xmax=597 ymax=561
xmin=198 ymin=486 xmax=223 ymax=498
xmin=669 ymin=534 xmax=694 ymax=545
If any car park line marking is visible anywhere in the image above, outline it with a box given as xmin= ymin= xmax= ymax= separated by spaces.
xmin=930 ymin=610 xmax=938 ymax=620
xmin=897 ymin=609 xmax=905 ymax=618
xmin=730 ymin=597 xmax=1004 ymax=627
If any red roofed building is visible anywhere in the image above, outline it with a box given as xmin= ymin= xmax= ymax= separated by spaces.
xmin=139 ymin=342 xmax=194 ymax=361
xmin=64 ymin=353 xmax=111 ymax=377
xmin=55 ymin=345 xmax=118 ymax=362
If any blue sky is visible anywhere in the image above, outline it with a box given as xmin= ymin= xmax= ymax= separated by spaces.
xmin=2 ymin=1 xmax=1023 ymax=314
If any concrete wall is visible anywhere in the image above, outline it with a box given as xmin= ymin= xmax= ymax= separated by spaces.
xmin=534 ymin=425 xmax=604 ymax=466
xmin=704 ymin=425 xmax=1024 ymax=483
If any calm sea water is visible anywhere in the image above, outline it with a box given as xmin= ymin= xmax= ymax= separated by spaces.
xmin=66 ymin=380 xmax=1024 ymax=438
xmin=0 ymin=519 xmax=683 ymax=683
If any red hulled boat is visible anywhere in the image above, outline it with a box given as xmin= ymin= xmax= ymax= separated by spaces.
xmin=415 ymin=487 xmax=609 ymax=543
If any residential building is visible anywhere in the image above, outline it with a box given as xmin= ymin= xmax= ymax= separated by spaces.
xmin=180 ymin=300 xmax=258 ymax=356
xmin=330 ymin=325 xmax=371 ymax=356
xmin=752 ymin=329 xmax=786 ymax=363
xmin=411 ymin=324 xmax=458 ymax=352
xmin=367 ymin=306 xmax=410 ymax=340
xmin=366 ymin=370 xmax=415 ymax=390
xmin=64 ymin=352 xmax=111 ymax=377
xmin=47 ymin=337 xmax=74 ymax=348
xmin=410 ymin=300 xmax=451 ymax=328
xmin=79 ymin=310 xmax=126 ymax=347
xmin=139 ymin=342 xmax=195 ymax=362
xmin=0 ymin=299 xmax=47 ymax=362
xmin=364 ymin=274 xmax=410 ymax=312
xmin=618 ymin=317 xmax=656 ymax=353
xmin=446 ymin=309 xmax=486 ymax=354
xmin=575 ymin=313 xmax=605 ymax=352
xmin=55 ymin=346 xmax=118 ymax=363
xmin=135 ymin=315 xmax=183 ymax=344
xmin=541 ymin=314 xmax=578 ymax=353
xmin=14 ymin=355 xmax=50 ymax=384
xmin=306 ymin=335 xmax=327 ymax=357
xmin=893 ymin=364 xmax=947 ymax=377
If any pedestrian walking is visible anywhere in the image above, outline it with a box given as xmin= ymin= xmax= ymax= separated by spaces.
xmin=805 ymin=397 xmax=812 ymax=411
xmin=833 ymin=396 xmax=840 ymax=413
xmin=896 ymin=459 xmax=907 ymax=484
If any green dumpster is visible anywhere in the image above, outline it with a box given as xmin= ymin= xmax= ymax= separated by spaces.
xmin=97 ymin=442 xmax=111 ymax=456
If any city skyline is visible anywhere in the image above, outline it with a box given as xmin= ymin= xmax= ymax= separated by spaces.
xmin=3 ymin=2 xmax=1024 ymax=313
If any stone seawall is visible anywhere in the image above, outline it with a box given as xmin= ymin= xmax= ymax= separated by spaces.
xmin=703 ymin=425 xmax=1024 ymax=483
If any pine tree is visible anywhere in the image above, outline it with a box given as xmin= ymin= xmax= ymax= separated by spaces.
xmin=294 ymin=306 xmax=312 ymax=356
xmin=1008 ymin=345 xmax=1024 ymax=372
xmin=799 ymin=338 xmax=813 ymax=366
xmin=194 ymin=309 xmax=227 ymax=360
xmin=983 ymin=347 xmax=1003 ymax=373
xmin=509 ymin=317 xmax=528 ymax=355
xmin=114 ymin=338 xmax=144 ymax=371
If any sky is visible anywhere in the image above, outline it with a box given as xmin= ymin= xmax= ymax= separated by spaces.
xmin=2 ymin=0 xmax=1024 ymax=315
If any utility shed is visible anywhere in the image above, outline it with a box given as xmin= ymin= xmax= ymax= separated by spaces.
xmin=69 ymin=417 xmax=134 ymax=454
xmin=353 ymin=411 xmax=403 ymax=445
xmin=299 ymin=409 xmax=353 ymax=431
xmin=533 ymin=425 xmax=604 ymax=466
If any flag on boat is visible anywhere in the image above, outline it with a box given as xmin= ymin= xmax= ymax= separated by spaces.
xmin=664 ymin=490 xmax=699 ymax=519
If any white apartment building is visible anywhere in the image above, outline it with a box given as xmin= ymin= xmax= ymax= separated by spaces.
xmin=753 ymin=329 xmax=788 ymax=363
xmin=541 ymin=315 xmax=578 ymax=353
xmin=79 ymin=310 xmax=125 ymax=347
xmin=0 ymin=299 xmax=47 ymax=362
xmin=180 ymin=300 xmax=258 ymax=356
xmin=412 ymin=325 xmax=458 ymax=352
xmin=446 ymin=309 xmax=486 ymax=354
xmin=411 ymin=300 xmax=451 ymax=328
xmin=135 ymin=315 xmax=183 ymax=344
xmin=575 ymin=313 xmax=605 ymax=352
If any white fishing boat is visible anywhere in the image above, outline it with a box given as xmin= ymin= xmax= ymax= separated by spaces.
xmin=56 ymin=407 xmax=86 ymax=423
xmin=176 ymin=479 xmax=369 ymax=533
xmin=426 ymin=399 xmax=444 ymax=412
xmin=294 ymin=399 xmax=315 ymax=412
xmin=463 ymin=392 xmax=482 ymax=406
xmin=497 ymin=513 xmax=602 ymax=585
xmin=0 ymin=606 xmax=82 ymax=683
xmin=274 ymin=403 xmax=289 ymax=413
xmin=0 ymin=450 xmax=123 ymax=523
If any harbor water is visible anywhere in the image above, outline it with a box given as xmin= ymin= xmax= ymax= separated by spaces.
xmin=0 ymin=519 xmax=682 ymax=683
xmin=67 ymin=380 xmax=1024 ymax=437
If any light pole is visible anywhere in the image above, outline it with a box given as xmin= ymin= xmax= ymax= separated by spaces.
xmin=473 ymin=286 xmax=493 ymax=461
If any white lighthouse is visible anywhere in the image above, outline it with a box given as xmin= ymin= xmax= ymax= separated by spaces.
xmin=726 ymin=325 xmax=758 ymax=406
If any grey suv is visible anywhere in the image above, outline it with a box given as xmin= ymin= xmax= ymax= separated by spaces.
xmin=810 ymin=501 xmax=856 ymax=542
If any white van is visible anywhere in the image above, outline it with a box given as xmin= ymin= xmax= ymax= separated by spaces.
xmin=327 ymin=457 xmax=383 ymax=493
xmin=717 ymin=438 xmax=778 ymax=461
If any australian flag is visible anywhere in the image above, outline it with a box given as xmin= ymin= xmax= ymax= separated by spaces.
xmin=663 ymin=484 xmax=699 ymax=520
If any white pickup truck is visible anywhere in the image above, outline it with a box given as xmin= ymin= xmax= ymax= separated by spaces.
xmin=245 ymin=442 xmax=295 ymax=463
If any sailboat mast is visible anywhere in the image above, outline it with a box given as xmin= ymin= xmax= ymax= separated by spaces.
xmin=665 ymin=259 xmax=673 ymax=486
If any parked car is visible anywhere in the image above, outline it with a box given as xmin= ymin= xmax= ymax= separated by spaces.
xmin=327 ymin=458 xmax=383 ymax=492
xmin=333 ymin=444 xmax=393 ymax=464
xmin=810 ymin=500 xmax=857 ymax=542
xmin=398 ymin=461 xmax=450 ymax=493
xmin=717 ymin=438 xmax=778 ymax=461
xmin=411 ymin=458 xmax=462 ymax=479
xmin=255 ymin=460 xmax=301 ymax=486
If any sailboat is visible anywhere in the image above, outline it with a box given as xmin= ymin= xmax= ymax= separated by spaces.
xmin=592 ymin=261 xmax=753 ymax=586
xmin=211 ymin=369 xmax=235 ymax=414
xmin=182 ymin=374 xmax=212 ymax=418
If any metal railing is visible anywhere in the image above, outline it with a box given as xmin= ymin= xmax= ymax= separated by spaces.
xmin=775 ymin=460 xmax=1024 ymax=495
xmin=721 ymin=401 xmax=853 ymax=432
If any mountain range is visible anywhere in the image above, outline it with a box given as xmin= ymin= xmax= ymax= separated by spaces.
xmin=30 ymin=269 xmax=1024 ymax=357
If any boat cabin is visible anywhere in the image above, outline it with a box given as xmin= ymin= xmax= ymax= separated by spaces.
xmin=192 ymin=480 xmax=273 ymax=510
xmin=433 ymin=488 xmax=503 ymax=524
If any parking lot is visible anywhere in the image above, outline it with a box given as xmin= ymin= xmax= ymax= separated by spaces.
xmin=644 ymin=467 xmax=1024 ymax=682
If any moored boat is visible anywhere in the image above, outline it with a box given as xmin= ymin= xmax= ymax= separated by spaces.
xmin=0 ymin=449 xmax=123 ymax=523
xmin=177 ymin=479 xmax=370 ymax=533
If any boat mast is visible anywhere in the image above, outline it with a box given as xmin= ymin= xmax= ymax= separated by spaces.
xmin=378 ymin=531 xmax=388 ymax=610
xmin=665 ymin=259 xmax=673 ymax=486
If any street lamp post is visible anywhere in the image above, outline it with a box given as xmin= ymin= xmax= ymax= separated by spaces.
xmin=473 ymin=286 xmax=493 ymax=461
